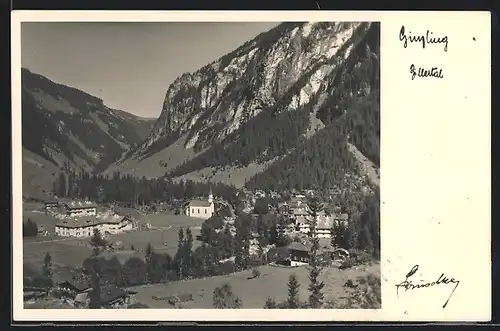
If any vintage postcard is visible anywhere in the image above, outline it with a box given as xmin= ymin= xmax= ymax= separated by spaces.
xmin=11 ymin=10 xmax=491 ymax=322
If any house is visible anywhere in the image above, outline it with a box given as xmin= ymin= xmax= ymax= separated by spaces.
xmin=73 ymin=285 xmax=135 ymax=308
xmin=277 ymin=202 xmax=291 ymax=215
xmin=296 ymin=212 xmax=349 ymax=239
xmin=57 ymin=279 xmax=92 ymax=294
xmin=44 ymin=200 xmax=59 ymax=214
xmin=184 ymin=192 xmax=215 ymax=219
xmin=287 ymin=241 xmax=312 ymax=266
xmin=288 ymin=196 xmax=310 ymax=223
xmin=55 ymin=214 xmax=133 ymax=238
xmin=63 ymin=201 xmax=98 ymax=217
xmin=334 ymin=213 xmax=349 ymax=225
xmin=37 ymin=224 xmax=49 ymax=236
xmin=52 ymin=267 xmax=92 ymax=294
xmin=101 ymin=286 xmax=136 ymax=308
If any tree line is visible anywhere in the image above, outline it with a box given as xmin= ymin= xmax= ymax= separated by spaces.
xmin=167 ymin=104 xmax=312 ymax=179
xmin=52 ymin=168 xmax=239 ymax=208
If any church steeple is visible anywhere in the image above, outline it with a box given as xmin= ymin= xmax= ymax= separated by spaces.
xmin=208 ymin=188 xmax=213 ymax=204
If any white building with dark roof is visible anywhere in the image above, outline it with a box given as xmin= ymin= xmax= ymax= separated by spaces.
xmin=55 ymin=213 xmax=133 ymax=238
xmin=184 ymin=192 xmax=215 ymax=219
xmin=63 ymin=201 xmax=98 ymax=217
xmin=297 ymin=211 xmax=349 ymax=239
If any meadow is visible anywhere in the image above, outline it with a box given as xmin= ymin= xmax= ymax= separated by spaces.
xmin=22 ymin=203 xmax=206 ymax=272
xmin=128 ymin=263 xmax=380 ymax=309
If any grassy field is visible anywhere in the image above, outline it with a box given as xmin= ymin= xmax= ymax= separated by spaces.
xmin=129 ymin=263 xmax=380 ymax=309
xmin=22 ymin=207 xmax=206 ymax=271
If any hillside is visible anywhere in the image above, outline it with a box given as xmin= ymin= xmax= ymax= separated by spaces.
xmin=109 ymin=22 xmax=379 ymax=184
xmin=21 ymin=68 xmax=156 ymax=199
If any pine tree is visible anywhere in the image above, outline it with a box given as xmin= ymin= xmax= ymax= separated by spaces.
xmin=286 ymin=273 xmax=300 ymax=308
xmin=234 ymin=216 xmax=250 ymax=271
xmin=331 ymin=220 xmax=349 ymax=249
xmin=42 ymin=252 xmax=52 ymax=278
xmin=358 ymin=223 xmax=373 ymax=254
xmin=57 ymin=172 xmax=66 ymax=197
xmin=96 ymin=184 xmax=106 ymax=204
xmin=213 ymin=283 xmax=242 ymax=309
xmin=90 ymin=228 xmax=108 ymax=257
xmin=184 ymin=227 xmax=194 ymax=276
xmin=88 ymin=257 xmax=102 ymax=309
xmin=201 ymin=243 xmax=213 ymax=276
xmin=176 ymin=227 xmax=185 ymax=279
xmin=264 ymin=297 xmax=277 ymax=309
xmin=306 ymin=197 xmax=325 ymax=308
xmin=145 ymin=243 xmax=154 ymax=282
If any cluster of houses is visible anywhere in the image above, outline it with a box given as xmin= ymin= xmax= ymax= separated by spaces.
xmin=24 ymin=266 xmax=138 ymax=309
xmin=182 ymin=189 xmax=352 ymax=267
xmin=44 ymin=200 xmax=134 ymax=238
xmin=277 ymin=194 xmax=349 ymax=238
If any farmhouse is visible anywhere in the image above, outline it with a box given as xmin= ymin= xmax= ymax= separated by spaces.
xmin=287 ymin=241 xmax=312 ymax=266
xmin=63 ymin=201 xmax=98 ymax=217
xmin=74 ymin=285 xmax=136 ymax=308
xmin=184 ymin=192 xmax=215 ymax=219
xmin=55 ymin=214 xmax=133 ymax=238
xmin=52 ymin=267 xmax=92 ymax=293
xmin=277 ymin=202 xmax=291 ymax=215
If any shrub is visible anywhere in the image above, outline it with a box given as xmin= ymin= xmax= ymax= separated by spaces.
xmin=252 ymin=268 xmax=261 ymax=278
xmin=348 ymin=249 xmax=372 ymax=265
xmin=339 ymin=257 xmax=355 ymax=269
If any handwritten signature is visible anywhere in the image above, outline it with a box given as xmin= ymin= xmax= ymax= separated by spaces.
xmin=395 ymin=265 xmax=460 ymax=308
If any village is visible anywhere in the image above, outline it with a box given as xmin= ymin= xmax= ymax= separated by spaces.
xmin=23 ymin=187 xmax=378 ymax=309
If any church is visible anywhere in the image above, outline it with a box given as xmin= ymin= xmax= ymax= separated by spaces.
xmin=184 ymin=191 xmax=215 ymax=219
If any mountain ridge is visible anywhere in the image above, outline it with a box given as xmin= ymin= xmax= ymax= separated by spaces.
xmin=21 ymin=68 xmax=157 ymax=199
xmin=109 ymin=21 xmax=379 ymax=188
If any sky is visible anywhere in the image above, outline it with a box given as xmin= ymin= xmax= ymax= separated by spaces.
xmin=21 ymin=22 xmax=279 ymax=118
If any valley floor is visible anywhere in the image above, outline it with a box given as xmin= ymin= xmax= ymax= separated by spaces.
xmin=23 ymin=205 xmax=205 ymax=270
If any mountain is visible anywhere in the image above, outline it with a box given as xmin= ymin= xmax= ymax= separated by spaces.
xmin=109 ymin=21 xmax=379 ymax=195
xmin=21 ymin=68 xmax=156 ymax=199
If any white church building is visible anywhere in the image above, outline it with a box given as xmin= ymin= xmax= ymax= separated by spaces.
xmin=184 ymin=192 xmax=215 ymax=219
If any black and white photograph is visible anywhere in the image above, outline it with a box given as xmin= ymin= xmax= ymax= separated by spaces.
xmin=19 ymin=20 xmax=380 ymax=310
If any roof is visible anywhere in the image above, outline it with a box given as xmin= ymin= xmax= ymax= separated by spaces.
xmin=74 ymin=292 xmax=89 ymax=303
xmin=100 ymin=285 xmax=128 ymax=304
xmin=44 ymin=201 xmax=59 ymax=205
xmin=64 ymin=201 xmax=98 ymax=209
xmin=55 ymin=214 xmax=130 ymax=229
xmin=58 ymin=278 xmax=92 ymax=292
xmin=293 ymin=208 xmax=309 ymax=216
xmin=186 ymin=199 xmax=212 ymax=207
xmin=297 ymin=215 xmax=334 ymax=229
xmin=287 ymin=241 xmax=312 ymax=252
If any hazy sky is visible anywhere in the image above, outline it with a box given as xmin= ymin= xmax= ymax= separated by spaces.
xmin=21 ymin=22 xmax=279 ymax=118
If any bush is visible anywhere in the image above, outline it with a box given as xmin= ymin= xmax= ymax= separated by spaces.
xmin=252 ymin=268 xmax=261 ymax=278
xmin=339 ymin=258 xmax=355 ymax=269
xmin=348 ymin=249 xmax=372 ymax=265
xmin=219 ymin=261 xmax=236 ymax=275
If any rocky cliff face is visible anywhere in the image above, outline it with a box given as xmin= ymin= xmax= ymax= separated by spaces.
xmin=125 ymin=22 xmax=375 ymax=162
